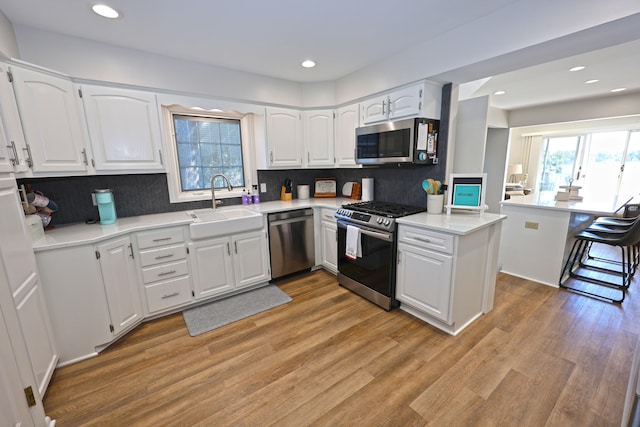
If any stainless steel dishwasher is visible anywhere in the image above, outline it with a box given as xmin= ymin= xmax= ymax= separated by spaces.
xmin=268 ymin=208 xmax=315 ymax=279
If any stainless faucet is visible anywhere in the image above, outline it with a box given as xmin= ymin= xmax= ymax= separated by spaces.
xmin=211 ymin=173 xmax=233 ymax=209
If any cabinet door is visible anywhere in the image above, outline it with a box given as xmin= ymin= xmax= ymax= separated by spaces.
xmin=266 ymin=107 xmax=302 ymax=168
xmin=335 ymin=104 xmax=360 ymax=167
xmin=81 ymin=84 xmax=164 ymax=172
xmin=0 ymin=176 xmax=57 ymax=397
xmin=0 ymin=63 xmax=29 ymax=173
xmin=388 ymin=84 xmax=423 ymax=121
xmin=304 ymin=109 xmax=334 ymax=167
xmin=321 ymin=220 xmax=338 ymax=273
xmin=189 ymin=237 xmax=234 ymax=298
xmin=360 ymin=95 xmax=388 ymax=125
xmin=11 ymin=65 xmax=89 ymax=173
xmin=396 ymin=242 xmax=453 ymax=323
xmin=232 ymin=231 xmax=270 ymax=289
xmin=14 ymin=275 xmax=58 ymax=397
xmin=97 ymin=237 xmax=143 ymax=336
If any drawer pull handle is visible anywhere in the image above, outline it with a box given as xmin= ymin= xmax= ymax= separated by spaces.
xmin=152 ymin=237 xmax=172 ymax=242
xmin=414 ymin=237 xmax=432 ymax=243
xmin=161 ymin=292 xmax=179 ymax=299
xmin=324 ymin=215 xmax=334 ymax=220
xmin=158 ymin=270 xmax=176 ymax=277
xmin=155 ymin=254 xmax=174 ymax=260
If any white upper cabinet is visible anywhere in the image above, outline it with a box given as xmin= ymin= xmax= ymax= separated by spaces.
xmin=304 ymin=109 xmax=335 ymax=167
xmin=0 ymin=63 xmax=29 ymax=173
xmin=361 ymin=82 xmax=441 ymax=125
xmin=266 ymin=107 xmax=303 ymax=168
xmin=80 ymin=84 xmax=164 ymax=172
xmin=335 ymin=103 xmax=360 ymax=167
xmin=10 ymin=64 xmax=90 ymax=174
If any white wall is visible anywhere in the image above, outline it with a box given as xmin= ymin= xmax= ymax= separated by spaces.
xmin=453 ymin=96 xmax=489 ymax=173
xmin=484 ymin=128 xmax=509 ymax=213
xmin=13 ymin=25 xmax=307 ymax=108
xmin=0 ymin=10 xmax=19 ymax=58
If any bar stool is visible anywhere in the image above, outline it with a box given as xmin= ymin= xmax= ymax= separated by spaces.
xmin=559 ymin=217 xmax=640 ymax=303
xmin=583 ymin=216 xmax=640 ymax=276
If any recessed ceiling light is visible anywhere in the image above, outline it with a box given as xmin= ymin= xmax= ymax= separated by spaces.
xmin=569 ymin=66 xmax=586 ymax=72
xmin=493 ymin=90 xmax=506 ymax=95
xmin=301 ymin=60 xmax=316 ymax=68
xmin=611 ymin=87 xmax=627 ymax=93
xmin=92 ymin=4 xmax=120 ymax=19
xmin=585 ymin=79 xmax=599 ymax=84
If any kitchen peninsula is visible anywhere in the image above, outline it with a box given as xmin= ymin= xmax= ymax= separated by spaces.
xmin=499 ymin=191 xmax=632 ymax=287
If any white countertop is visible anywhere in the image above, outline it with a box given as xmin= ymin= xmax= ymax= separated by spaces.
xmin=32 ymin=198 xmax=354 ymax=251
xmin=397 ymin=211 xmax=506 ymax=235
xmin=501 ymin=191 xmax=631 ymax=216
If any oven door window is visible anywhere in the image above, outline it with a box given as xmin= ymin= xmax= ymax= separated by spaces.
xmin=337 ymin=225 xmax=394 ymax=297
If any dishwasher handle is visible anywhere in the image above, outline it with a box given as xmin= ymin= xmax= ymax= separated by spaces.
xmin=268 ymin=208 xmax=313 ymax=222
xmin=269 ymin=215 xmax=313 ymax=227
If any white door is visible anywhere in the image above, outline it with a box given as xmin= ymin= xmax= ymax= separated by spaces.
xmin=97 ymin=237 xmax=143 ymax=336
xmin=232 ymin=231 xmax=270 ymax=289
xmin=0 ymin=63 xmax=29 ymax=173
xmin=81 ymin=84 xmax=164 ymax=172
xmin=388 ymin=84 xmax=423 ymax=121
xmin=360 ymin=95 xmax=388 ymax=125
xmin=304 ymin=109 xmax=334 ymax=167
xmin=396 ymin=242 xmax=453 ymax=323
xmin=335 ymin=104 xmax=359 ymax=167
xmin=189 ymin=237 xmax=234 ymax=298
xmin=321 ymin=220 xmax=338 ymax=273
xmin=0 ymin=176 xmax=58 ymax=397
xmin=0 ymin=256 xmax=46 ymax=427
xmin=266 ymin=107 xmax=302 ymax=168
xmin=11 ymin=65 xmax=89 ymax=173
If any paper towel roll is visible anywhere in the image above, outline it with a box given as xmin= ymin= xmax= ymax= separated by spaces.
xmin=361 ymin=177 xmax=374 ymax=201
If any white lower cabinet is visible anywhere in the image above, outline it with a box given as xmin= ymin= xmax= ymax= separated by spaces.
xmin=96 ymin=237 xmax=144 ymax=336
xmin=190 ymin=230 xmax=270 ymax=299
xmin=320 ymin=208 xmax=338 ymax=273
xmin=35 ymin=241 xmax=138 ymax=365
xmin=134 ymin=227 xmax=192 ymax=315
xmin=396 ymin=223 xmax=490 ymax=335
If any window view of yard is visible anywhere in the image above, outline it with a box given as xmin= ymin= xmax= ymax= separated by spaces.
xmin=539 ymin=130 xmax=640 ymax=198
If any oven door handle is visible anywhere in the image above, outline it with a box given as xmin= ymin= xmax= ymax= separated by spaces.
xmin=337 ymin=220 xmax=393 ymax=242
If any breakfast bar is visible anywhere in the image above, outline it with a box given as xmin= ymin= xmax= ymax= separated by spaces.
xmin=499 ymin=191 xmax=631 ymax=287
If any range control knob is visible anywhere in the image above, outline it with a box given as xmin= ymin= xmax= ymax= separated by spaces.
xmin=377 ymin=218 xmax=383 ymax=224
xmin=383 ymin=219 xmax=391 ymax=226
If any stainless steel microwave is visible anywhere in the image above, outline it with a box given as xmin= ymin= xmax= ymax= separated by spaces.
xmin=355 ymin=117 xmax=439 ymax=165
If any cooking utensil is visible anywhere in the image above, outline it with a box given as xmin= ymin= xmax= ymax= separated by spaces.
xmin=433 ymin=180 xmax=441 ymax=195
xmin=422 ymin=179 xmax=433 ymax=194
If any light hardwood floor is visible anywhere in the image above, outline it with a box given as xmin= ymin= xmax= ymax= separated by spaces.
xmin=44 ymin=266 xmax=640 ymax=426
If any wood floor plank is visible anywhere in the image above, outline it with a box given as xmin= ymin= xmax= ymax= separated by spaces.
xmin=43 ymin=267 xmax=639 ymax=426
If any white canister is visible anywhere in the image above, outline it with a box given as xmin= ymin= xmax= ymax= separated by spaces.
xmin=297 ymin=184 xmax=310 ymax=199
xmin=361 ymin=177 xmax=374 ymax=201
xmin=427 ymin=194 xmax=445 ymax=214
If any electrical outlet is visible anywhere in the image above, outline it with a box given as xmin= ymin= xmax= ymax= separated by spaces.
xmin=524 ymin=221 xmax=539 ymax=230
xmin=260 ymin=183 xmax=267 ymax=193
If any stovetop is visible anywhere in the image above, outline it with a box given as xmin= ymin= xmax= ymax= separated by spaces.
xmin=342 ymin=201 xmax=424 ymax=218
xmin=335 ymin=201 xmax=424 ymax=232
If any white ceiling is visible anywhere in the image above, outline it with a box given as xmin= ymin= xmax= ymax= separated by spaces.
xmin=0 ymin=0 xmax=639 ymax=110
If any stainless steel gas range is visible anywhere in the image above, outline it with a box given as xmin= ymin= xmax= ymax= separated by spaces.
xmin=334 ymin=201 xmax=424 ymax=310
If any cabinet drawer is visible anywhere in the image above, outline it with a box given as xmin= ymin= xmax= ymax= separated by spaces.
xmin=142 ymin=260 xmax=189 ymax=284
xmin=139 ymin=244 xmax=186 ymax=267
xmin=320 ymin=208 xmax=337 ymax=222
xmin=398 ymin=226 xmax=454 ymax=254
xmin=137 ymin=228 xmax=184 ymax=250
xmin=145 ymin=276 xmax=192 ymax=313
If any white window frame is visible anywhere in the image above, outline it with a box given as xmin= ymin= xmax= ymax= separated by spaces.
xmin=161 ymin=104 xmax=257 ymax=204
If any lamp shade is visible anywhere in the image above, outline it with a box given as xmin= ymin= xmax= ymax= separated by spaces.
xmin=507 ymin=164 xmax=523 ymax=176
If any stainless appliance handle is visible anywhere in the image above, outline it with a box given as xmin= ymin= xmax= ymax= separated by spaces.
xmin=269 ymin=216 xmax=313 ymax=227
xmin=337 ymin=220 xmax=393 ymax=242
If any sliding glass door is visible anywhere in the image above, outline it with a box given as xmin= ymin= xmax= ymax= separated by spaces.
xmin=619 ymin=131 xmax=640 ymax=197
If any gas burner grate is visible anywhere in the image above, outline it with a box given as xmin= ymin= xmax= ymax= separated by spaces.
xmin=343 ymin=201 xmax=423 ymax=218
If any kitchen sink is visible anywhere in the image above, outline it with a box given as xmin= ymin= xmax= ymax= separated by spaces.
xmin=187 ymin=207 xmax=264 ymax=240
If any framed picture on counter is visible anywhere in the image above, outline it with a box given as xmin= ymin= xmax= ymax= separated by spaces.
xmin=446 ymin=173 xmax=487 ymax=215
